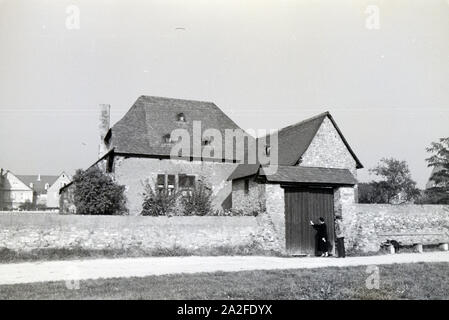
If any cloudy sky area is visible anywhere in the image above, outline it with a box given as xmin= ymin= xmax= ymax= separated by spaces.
xmin=0 ymin=0 xmax=448 ymax=187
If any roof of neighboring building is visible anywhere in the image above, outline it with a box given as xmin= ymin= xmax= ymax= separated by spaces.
xmin=259 ymin=166 xmax=357 ymax=185
xmin=16 ymin=175 xmax=59 ymax=193
xmin=107 ymin=95 xmax=254 ymax=160
xmin=228 ymin=111 xmax=363 ymax=181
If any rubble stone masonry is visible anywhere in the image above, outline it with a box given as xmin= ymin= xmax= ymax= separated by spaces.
xmin=0 ymin=213 xmax=267 ymax=253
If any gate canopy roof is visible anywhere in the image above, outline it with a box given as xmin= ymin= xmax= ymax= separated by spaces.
xmin=259 ymin=166 xmax=357 ymax=186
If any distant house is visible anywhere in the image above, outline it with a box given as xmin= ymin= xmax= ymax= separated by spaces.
xmin=0 ymin=169 xmax=70 ymax=210
xmin=0 ymin=169 xmax=33 ymax=210
xmin=46 ymin=173 xmax=71 ymax=207
xmin=17 ymin=174 xmax=59 ymax=206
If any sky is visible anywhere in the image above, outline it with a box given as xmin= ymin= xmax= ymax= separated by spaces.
xmin=0 ymin=0 xmax=448 ymax=188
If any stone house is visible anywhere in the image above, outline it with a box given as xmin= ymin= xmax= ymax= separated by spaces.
xmin=61 ymin=96 xmax=255 ymax=215
xmin=228 ymin=112 xmax=363 ymax=255
xmin=59 ymin=96 xmax=363 ymax=256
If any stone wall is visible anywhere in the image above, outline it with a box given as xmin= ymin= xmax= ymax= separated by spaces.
xmin=265 ymin=184 xmax=286 ymax=253
xmin=343 ymin=204 xmax=449 ymax=253
xmin=113 ymin=157 xmax=237 ymax=215
xmin=0 ymin=213 xmax=282 ymax=254
xmin=3 ymin=205 xmax=447 ymax=256
xmin=231 ymin=178 xmax=265 ymax=214
xmin=59 ymin=183 xmax=76 ymax=214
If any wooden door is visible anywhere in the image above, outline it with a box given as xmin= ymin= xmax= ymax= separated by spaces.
xmin=284 ymin=187 xmax=335 ymax=255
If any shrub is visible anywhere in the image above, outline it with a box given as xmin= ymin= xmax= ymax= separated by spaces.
xmin=141 ymin=180 xmax=179 ymax=216
xmin=19 ymin=200 xmax=34 ymax=211
xmin=72 ymin=167 xmax=127 ymax=215
xmin=181 ymin=180 xmax=213 ymax=216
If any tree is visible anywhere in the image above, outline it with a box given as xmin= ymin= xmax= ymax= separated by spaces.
xmin=358 ymin=182 xmax=383 ymax=204
xmin=360 ymin=158 xmax=420 ymax=204
xmin=424 ymin=137 xmax=449 ymax=204
xmin=72 ymin=167 xmax=127 ymax=215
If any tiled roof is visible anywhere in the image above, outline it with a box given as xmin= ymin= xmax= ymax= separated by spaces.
xmin=107 ymin=96 xmax=254 ymax=160
xmin=227 ymin=164 xmax=260 ymax=181
xmin=257 ymin=112 xmax=327 ymax=166
xmin=16 ymin=175 xmax=59 ymax=193
xmin=228 ymin=111 xmax=363 ymax=181
xmin=258 ymin=112 xmax=362 ymax=168
xmin=260 ymin=166 xmax=357 ymax=185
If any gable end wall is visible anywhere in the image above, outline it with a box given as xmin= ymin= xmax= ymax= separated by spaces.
xmin=300 ymin=117 xmax=357 ymax=178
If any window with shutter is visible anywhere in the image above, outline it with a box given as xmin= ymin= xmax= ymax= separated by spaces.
xmin=167 ymin=175 xmax=175 ymax=195
xmin=156 ymin=174 xmax=165 ymax=192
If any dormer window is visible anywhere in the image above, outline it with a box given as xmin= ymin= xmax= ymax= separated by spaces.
xmin=162 ymin=134 xmax=172 ymax=143
xmin=45 ymin=183 xmax=50 ymax=190
xmin=176 ymin=113 xmax=186 ymax=122
xmin=265 ymin=145 xmax=271 ymax=156
xmin=29 ymin=182 xmax=33 ymax=188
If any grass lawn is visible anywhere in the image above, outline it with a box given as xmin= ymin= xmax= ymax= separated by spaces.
xmin=0 ymin=262 xmax=448 ymax=299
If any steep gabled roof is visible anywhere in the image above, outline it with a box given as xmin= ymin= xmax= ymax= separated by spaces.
xmin=258 ymin=111 xmax=363 ymax=168
xmin=228 ymin=111 xmax=363 ymax=181
xmin=16 ymin=175 xmax=59 ymax=193
xmin=1 ymin=170 xmax=33 ymax=191
xmin=227 ymin=163 xmax=260 ymax=181
xmin=107 ymin=96 xmax=253 ymax=160
xmin=257 ymin=112 xmax=326 ymax=166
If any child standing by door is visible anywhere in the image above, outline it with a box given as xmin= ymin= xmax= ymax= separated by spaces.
xmin=334 ymin=215 xmax=346 ymax=258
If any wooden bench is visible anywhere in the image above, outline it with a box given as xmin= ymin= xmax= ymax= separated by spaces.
xmin=379 ymin=232 xmax=449 ymax=254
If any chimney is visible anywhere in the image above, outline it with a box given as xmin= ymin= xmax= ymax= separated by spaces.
xmin=37 ymin=174 xmax=41 ymax=181
xmin=99 ymin=104 xmax=111 ymax=158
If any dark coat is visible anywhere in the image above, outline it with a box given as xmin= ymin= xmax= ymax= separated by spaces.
xmin=312 ymin=223 xmax=328 ymax=253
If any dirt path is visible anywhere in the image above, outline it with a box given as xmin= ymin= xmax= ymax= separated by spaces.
xmin=1 ymin=251 xmax=449 ymax=285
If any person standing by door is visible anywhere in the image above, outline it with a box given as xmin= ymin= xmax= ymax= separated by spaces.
xmin=334 ymin=215 xmax=346 ymax=258
xmin=310 ymin=217 xmax=329 ymax=257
